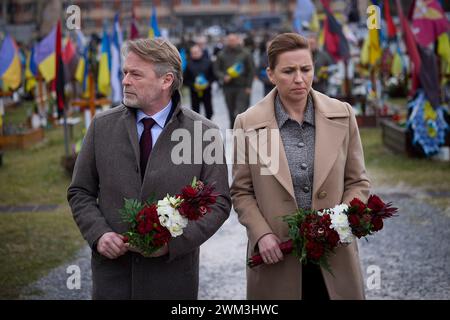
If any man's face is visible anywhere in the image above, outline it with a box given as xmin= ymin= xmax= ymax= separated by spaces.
xmin=226 ymin=34 xmax=240 ymax=48
xmin=190 ymin=45 xmax=202 ymax=60
xmin=122 ymin=52 xmax=172 ymax=112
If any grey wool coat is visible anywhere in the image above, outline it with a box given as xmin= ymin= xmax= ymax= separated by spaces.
xmin=67 ymin=92 xmax=231 ymax=299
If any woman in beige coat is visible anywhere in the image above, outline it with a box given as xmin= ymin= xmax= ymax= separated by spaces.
xmin=231 ymin=33 xmax=370 ymax=300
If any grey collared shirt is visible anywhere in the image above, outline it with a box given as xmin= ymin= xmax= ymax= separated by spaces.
xmin=275 ymin=93 xmax=315 ymax=209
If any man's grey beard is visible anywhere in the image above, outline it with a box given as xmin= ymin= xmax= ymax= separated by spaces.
xmin=122 ymin=99 xmax=142 ymax=109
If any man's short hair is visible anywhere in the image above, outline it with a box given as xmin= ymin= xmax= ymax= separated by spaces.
xmin=122 ymin=38 xmax=183 ymax=94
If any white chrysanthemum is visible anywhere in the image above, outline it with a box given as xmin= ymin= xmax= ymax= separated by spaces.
xmin=328 ymin=204 xmax=353 ymax=244
xmin=331 ymin=204 xmax=349 ymax=215
xmin=157 ymin=196 xmax=188 ymax=237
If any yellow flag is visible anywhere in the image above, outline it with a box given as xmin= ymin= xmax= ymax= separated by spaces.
xmin=310 ymin=12 xmax=320 ymax=33
xmin=360 ymin=36 xmax=370 ymax=65
xmin=75 ymin=57 xmax=85 ymax=84
xmin=368 ymin=28 xmax=382 ymax=65
xmin=98 ymin=52 xmax=110 ymax=96
xmin=391 ymin=52 xmax=403 ymax=77
xmin=437 ymin=33 xmax=450 ymax=62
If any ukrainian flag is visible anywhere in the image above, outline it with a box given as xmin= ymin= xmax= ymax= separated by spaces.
xmin=226 ymin=62 xmax=243 ymax=79
xmin=98 ymin=26 xmax=111 ymax=97
xmin=25 ymin=47 xmax=37 ymax=92
xmin=34 ymin=26 xmax=56 ymax=82
xmin=0 ymin=34 xmax=22 ymax=91
xmin=74 ymin=30 xmax=90 ymax=97
xmin=148 ymin=6 xmax=161 ymax=39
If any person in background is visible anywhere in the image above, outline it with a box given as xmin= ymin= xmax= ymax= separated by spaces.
xmin=306 ymin=32 xmax=335 ymax=94
xmin=213 ymin=32 xmax=255 ymax=128
xmin=184 ymin=44 xmax=216 ymax=119
xmin=257 ymin=37 xmax=275 ymax=96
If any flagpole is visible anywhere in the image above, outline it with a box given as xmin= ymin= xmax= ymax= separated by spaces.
xmin=344 ymin=59 xmax=351 ymax=100
xmin=63 ymin=100 xmax=69 ymax=157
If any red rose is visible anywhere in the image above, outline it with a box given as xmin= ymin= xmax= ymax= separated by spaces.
xmin=179 ymin=202 xmax=202 ymax=220
xmin=367 ymin=195 xmax=385 ymax=212
xmin=136 ymin=205 xmax=159 ymax=235
xmin=326 ymin=230 xmax=340 ymax=247
xmin=371 ymin=216 xmax=384 ymax=231
xmin=350 ymin=198 xmax=367 ymax=215
xmin=153 ymin=227 xmax=171 ymax=247
xmin=348 ymin=214 xmax=360 ymax=227
xmin=306 ymin=241 xmax=325 ymax=260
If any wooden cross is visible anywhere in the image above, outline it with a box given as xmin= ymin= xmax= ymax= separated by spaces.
xmin=71 ymin=72 xmax=111 ymax=121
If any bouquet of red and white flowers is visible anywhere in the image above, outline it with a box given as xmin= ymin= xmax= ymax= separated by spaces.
xmin=120 ymin=177 xmax=218 ymax=256
xmin=248 ymin=195 xmax=398 ymax=274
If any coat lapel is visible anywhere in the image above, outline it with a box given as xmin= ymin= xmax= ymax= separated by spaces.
xmin=123 ymin=107 xmax=141 ymax=171
xmin=311 ymin=90 xmax=349 ymax=196
xmin=246 ymin=89 xmax=296 ymax=201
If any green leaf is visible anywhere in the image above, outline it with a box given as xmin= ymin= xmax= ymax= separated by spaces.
xmin=145 ymin=194 xmax=157 ymax=206
xmin=191 ymin=176 xmax=198 ymax=187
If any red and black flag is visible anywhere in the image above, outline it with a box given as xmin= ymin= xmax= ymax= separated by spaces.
xmin=321 ymin=0 xmax=350 ymax=62
xmin=395 ymin=0 xmax=421 ymax=96
xmin=55 ymin=20 xmax=65 ymax=118
xmin=384 ymin=0 xmax=397 ymax=39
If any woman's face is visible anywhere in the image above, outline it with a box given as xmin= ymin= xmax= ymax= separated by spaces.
xmin=267 ymin=49 xmax=314 ymax=103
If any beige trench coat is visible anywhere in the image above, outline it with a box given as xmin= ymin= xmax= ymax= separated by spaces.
xmin=231 ymin=88 xmax=370 ymax=300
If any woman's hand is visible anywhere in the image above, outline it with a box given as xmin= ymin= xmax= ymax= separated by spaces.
xmin=257 ymin=233 xmax=284 ymax=265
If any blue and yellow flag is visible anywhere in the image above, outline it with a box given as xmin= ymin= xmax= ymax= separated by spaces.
xmin=98 ymin=26 xmax=111 ymax=97
xmin=0 ymin=34 xmax=22 ymax=91
xmin=148 ymin=6 xmax=161 ymax=39
xmin=34 ymin=26 xmax=56 ymax=82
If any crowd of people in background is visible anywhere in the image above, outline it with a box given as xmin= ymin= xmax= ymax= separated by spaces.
xmin=177 ymin=29 xmax=335 ymax=128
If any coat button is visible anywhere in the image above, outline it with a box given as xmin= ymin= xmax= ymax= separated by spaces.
xmin=300 ymin=163 xmax=307 ymax=170
xmin=318 ymin=191 xmax=327 ymax=199
xmin=303 ymin=186 xmax=310 ymax=193
xmin=298 ymin=142 xmax=305 ymax=148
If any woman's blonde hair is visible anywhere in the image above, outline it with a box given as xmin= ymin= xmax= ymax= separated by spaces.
xmin=267 ymin=33 xmax=311 ymax=70
xmin=122 ymin=38 xmax=183 ymax=94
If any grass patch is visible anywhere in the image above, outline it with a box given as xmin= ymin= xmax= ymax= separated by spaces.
xmin=0 ymin=122 xmax=84 ymax=206
xmin=360 ymin=128 xmax=450 ymax=194
xmin=1 ymin=102 xmax=86 ymax=299
xmin=3 ymin=101 xmax=35 ymax=127
xmin=0 ymin=206 xmax=84 ymax=299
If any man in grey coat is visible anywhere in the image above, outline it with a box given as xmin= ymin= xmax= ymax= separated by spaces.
xmin=67 ymin=38 xmax=231 ymax=299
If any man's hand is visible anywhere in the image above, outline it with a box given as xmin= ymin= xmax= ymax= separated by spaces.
xmin=224 ymin=75 xmax=231 ymax=83
xmin=97 ymin=232 xmax=128 ymax=259
xmin=257 ymin=233 xmax=283 ymax=265
xmin=245 ymin=87 xmax=252 ymax=95
xmin=125 ymin=243 xmax=169 ymax=258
